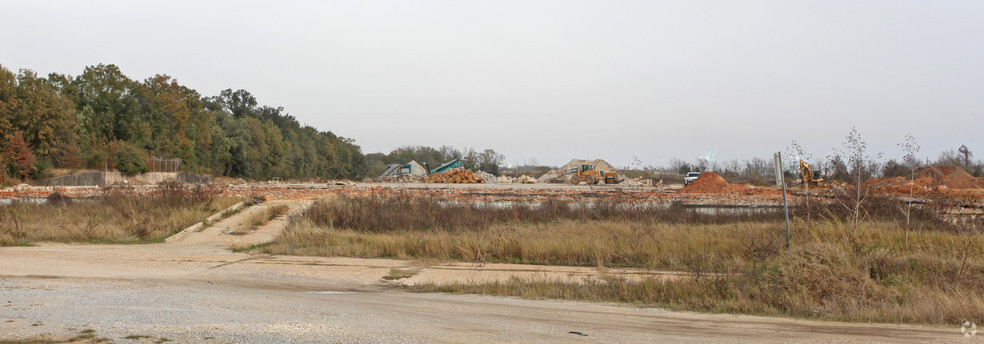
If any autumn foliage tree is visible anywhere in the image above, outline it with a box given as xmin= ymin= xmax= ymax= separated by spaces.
xmin=4 ymin=132 xmax=36 ymax=179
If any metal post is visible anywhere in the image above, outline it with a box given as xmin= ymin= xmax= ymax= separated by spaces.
xmin=773 ymin=152 xmax=783 ymax=187
xmin=776 ymin=152 xmax=791 ymax=251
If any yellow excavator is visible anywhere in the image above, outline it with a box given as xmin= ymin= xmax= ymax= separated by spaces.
xmin=569 ymin=164 xmax=619 ymax=185
xmin=799 ymin=159 xmax=823 ymax=186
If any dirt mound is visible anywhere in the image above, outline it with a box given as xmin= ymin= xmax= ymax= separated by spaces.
xmin=677 ymin=172 xmax=750 ymax=194
xmin=537 ymin=159 xmax=624 ymax=183
xmin=914 ymin=166 xmax=981 ymax=189
xmin=942 ymin=167 xmax=982 ymax=189
xmin=865 ymin=176 xmax=941 ymax=195
xmin=425 ymin=168 xmax=484 ymax=184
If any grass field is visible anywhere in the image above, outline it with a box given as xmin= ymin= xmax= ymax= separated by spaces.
xmin=263 ymin=193 xmax=984 ymax=324
xmin=0 ymin=183 xmax=239 ymax=245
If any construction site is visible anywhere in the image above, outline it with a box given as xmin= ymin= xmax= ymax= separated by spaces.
xmin=3 ymin=155 xmax=983 ymax=343
xmin=2 ymin=0 xmax=983 ymax=340
xmin=3 ymin=141 xmax=984 ymax=344
xmin=4 ymin=156 xmax=982 ymax=221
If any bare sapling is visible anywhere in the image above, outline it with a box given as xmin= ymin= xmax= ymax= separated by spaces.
xmin=898 ymin=134 xmax=920 ymax=247
xmin=831 ymin=127 xmax=879 ymax=232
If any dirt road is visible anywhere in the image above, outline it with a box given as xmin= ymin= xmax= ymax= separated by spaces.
xmin=0 ymin=201 xmax=965 ymax=343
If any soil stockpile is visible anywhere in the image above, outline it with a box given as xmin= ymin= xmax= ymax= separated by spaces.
xmin=865 ymin=176 xmax=939 ymax=195
xmin=425 ymin=168 xmax=485 ymax=184
xmin=677 ymin=172 xmax=750 ymax=194
xmin=942 ymin=167 xmax=983 ymax=189
xmin=537 ymin=159 xmax=625 ymax=183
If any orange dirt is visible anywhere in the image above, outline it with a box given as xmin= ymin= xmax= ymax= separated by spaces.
xmin=677 ymin=172 xmax=751 ymax=194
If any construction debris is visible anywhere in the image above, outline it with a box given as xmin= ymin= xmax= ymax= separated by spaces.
xmin=475 ymin=170 xmax=501 ymax=183
xmin=517 ymin=175 xmax=536 ymax=184
xmin=425 ymin=168 xmax=485 ymax=184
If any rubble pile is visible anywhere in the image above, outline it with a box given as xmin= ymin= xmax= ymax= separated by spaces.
xmin=475 ymin=170 xmax=503 ymax=183
xmin=425 ymin=168 xmax=485 ymax=184
xmin=622 ymin=177 xmax=653 ymax=186
xmin=390 ymin=175 xmax=425 ymax=183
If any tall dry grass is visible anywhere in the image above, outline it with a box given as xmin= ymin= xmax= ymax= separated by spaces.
xmin=228 ymin=203 xmax=290 ymax=235
xmin=264 ymin=193 xmax=984 ymax=324
xmin=0 ymin=183 xmax=239 ymax=245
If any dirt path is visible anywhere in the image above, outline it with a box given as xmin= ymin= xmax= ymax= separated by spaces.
xmin=169 ymin=200 xmax=312 ymax=248
xmin=0 ymin=201 xmax=966 ymax=343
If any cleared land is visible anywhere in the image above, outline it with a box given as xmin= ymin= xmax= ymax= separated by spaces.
xmin=1 ymin=180 xmax=982 ymax=342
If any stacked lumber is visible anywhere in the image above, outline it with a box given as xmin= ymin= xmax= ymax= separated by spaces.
xmin=425 ymin=168 xmax=485 ymax=184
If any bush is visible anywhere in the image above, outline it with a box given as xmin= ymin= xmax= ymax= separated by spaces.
xmin=114 ymin=143 xmax=148 ymax=176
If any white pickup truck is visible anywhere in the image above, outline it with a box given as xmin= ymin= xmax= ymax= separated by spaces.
xmin=684 ymin=172 xmax=702 ymax=186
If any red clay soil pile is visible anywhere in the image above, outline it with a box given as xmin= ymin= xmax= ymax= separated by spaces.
xmin=865 ymin=176 xmax=939 ymax=195
xmin=678 ymin=172 xmax=751 ymax=194
xmin=942 ymin=167 xmax=983 ymax=189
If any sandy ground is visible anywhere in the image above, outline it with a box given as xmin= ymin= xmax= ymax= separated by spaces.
xmin=0 ymin=200 xmax=968 ymax=343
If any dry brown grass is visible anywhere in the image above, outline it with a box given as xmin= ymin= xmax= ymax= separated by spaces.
xmin=0 ymin=185 xmax=239 ymax=245
xmin=264 ymin=194 xmax=984 ymax=325
xmin=228 ymin=204 xmax=289 ymax=235
xmin=406 ymin=226 xmax=984 ymax=324
xmin=267 ymin=218 xmax=784 ymax=270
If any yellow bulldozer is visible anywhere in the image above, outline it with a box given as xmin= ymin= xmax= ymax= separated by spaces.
xmin=569 ymin=164 xmax=619 ymax=185
xmin=799 ymin=159 xmax=823 ymax=186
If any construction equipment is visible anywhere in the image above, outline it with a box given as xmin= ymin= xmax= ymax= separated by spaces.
xmin=429 ymin=158 xmax=462 ymax=175
xmin=799 ymin=159 xmax=823 ymax=186
xmin=568 ymin=164 xmax=619 ymax=185
xmin=378 ymin=160 xmax=427 ymax=179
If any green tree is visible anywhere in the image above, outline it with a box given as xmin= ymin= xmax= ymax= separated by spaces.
xmin=10 ymin=70 xmax=78 ymax=166
xmin=113 ymin=141 xmax=148 ymax=176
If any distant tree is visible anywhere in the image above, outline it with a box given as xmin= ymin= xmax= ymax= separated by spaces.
xmin=210 ymin=89 xmax=258 ymax=118
xmin=667 ymin=158 xmax=692 ymax=174
xmin=477 ymin=149 xmax=505 ymax=175
xmin=881 ymin=159 xmax=911 ymax=178
xmin=937 ymin=149 xmax=962 ymax=167
xmin=10 ymin=70 xmax=78 ymax=165
xmin=0 ymin=65 xmax=18 ymax=137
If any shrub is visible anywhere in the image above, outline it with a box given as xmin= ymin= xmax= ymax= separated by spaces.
xmin=114 ymin=143 xmax=148 ymax=176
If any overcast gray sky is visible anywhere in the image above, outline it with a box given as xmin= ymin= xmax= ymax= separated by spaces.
xmin=2 ymin=0 xmax=981 ymax=168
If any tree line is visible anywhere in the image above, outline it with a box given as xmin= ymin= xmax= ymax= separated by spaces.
xmin=662 ymin=129 xmax=981 ymax=183
xmin=0 ymin=64 xmax=367 ymax=183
